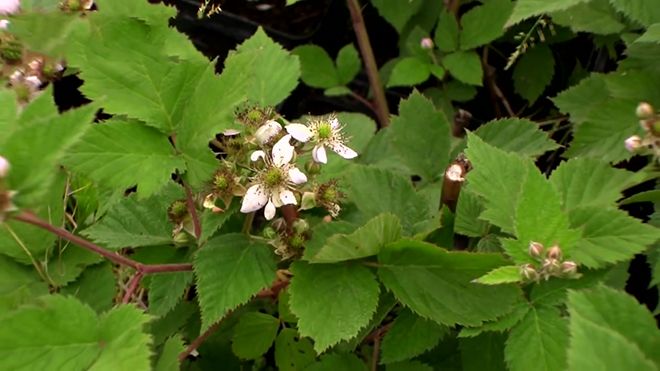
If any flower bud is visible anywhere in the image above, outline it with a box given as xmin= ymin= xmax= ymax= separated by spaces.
xmin=547 ymin=245 xmax=562 ymax=260
xmin=173 ymin=231 xmax=191 ymax=246
xmin=542 ymin=258 xmax=561 ymax=275
xmin=0 ymin=156 xmax=10 ymax=178
xmin=300 ymin=191 xmax=316 ymax=210
xmin=420 ymin=37 xmax=434 ymax=50
xmin=528 ymin=241 xmax=544 ymax=258
xmin=624 ymin=135 xmax=642 ymax=152
xmin=520 ymin=264 xmax=538 ymax=281
xmin=262 ymin=227 xmax=277 ymax=239
xmin=254 ymin=120 xmax=282 ymax=144
xmin=561 ymin=260 xmax=578 ymax=275
xmin=292 ymin=219 xmax=309 ymax=234
xmin=636 ymin=102 xmax=654 ymax=120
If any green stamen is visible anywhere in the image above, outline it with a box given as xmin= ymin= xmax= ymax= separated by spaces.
xmin=317 ymin=122 xmax=333 ymax=140
xmin=264 ymin=168 xmax=284 ymax=188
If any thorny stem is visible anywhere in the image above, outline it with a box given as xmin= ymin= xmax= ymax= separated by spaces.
xmin=183 ymin=181 xmax=202 ymax=240
xmin=179 ymin=321 xmax=222 ymax=362
xmin=13 ymin=211 xmax=193 ymax=274
xmin=122 ymin=271 xmax=144 ymax=304
xmin=371 ymin=336 xmax=381 ymax=371
xmin=346 ymin=0 xmax=390 ymax=128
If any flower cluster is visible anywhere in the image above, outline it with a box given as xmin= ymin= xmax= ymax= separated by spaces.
xmin=520 ymin=241 xmax=578 ymax=282
xmin=202 ymin=113 xmax=357 ymax=222
xmin=625 ymin=102 xmax=660 ymax=163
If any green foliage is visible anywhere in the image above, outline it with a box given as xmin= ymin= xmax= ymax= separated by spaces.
xmin=387 ymin=57 xmax=432 ymax=87
xmin=0 ymin=255 xmax=48 ymax=312
xmin=551 ymin=0 xmax=624 ymax=35
xmin=275 ymin=328 xmax=316 ymax=371
xmin=507 ymin=0 xmax=590 ymax=26
xmin=289 ymin=261 xmax=380 ymax=353
xmin=443 ymin=51 xmax=483 ymax=86
xmin=194 ymin=234 xmax=277 ymax=331
xmin=567 ymin=286 xmax=660 ymax=370
xmin=148 ymin=271 xmax=193 ymax=316
xmin=505 ymin=305 xmax=569 ymax=371
xmin=609 ymin=0 xmax=660 ymax=27
xmin=378 ymin=239 xmax=522 ymax=326
xmin=474 ymin=266 xmax=522 ymax=285
xmin=155 ymin=335 xmax=185 ymax=371
xmin=231 ymin=312 xmax=280 ymax=359
xmin=308 ymin=213 xmax=401 ymax=263
xmin=473 ymin=118 xmax=559 ymax=157
xmin=81 ymin=184 xmax=182 ymax=248
xmin=435 ymin=10 xmax=459 ymax=52
xmin=513 ymin=45 xmax=555 ymax=103
xmin=380 ymin=309 xmax=448 ymax=364
xmin=371 ymin=0 xmax=424 ymax=33
xmin=0 ymin=295 xmax=152 ymax=370
xmin=459 ymin=0 xmax=513 ymax=50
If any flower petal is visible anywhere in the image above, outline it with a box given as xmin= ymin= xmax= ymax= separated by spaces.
xmin=222 ymin=128 xmax=241 ymax=136
xmin=312 ymin=144 xmax=328 ymax=164
xmin=280 ymin=189 xmax=297 ymax=205
xmin=240 ymin=184 xmax=269 ymax=213
xmin=285 ymin=123 xmax=313 ymax=142
xmin=250 ymin=150 xmax=266 ymax=162
xmin=330 ymin=142 xmax=358 ymax=159
xmin=272 ymin=134 xmax=294 ymax=166
xmin=288 ymin=167 xmax=307 ymax=184
xmin=264 ymin=199 xmax=276 ymax=220
xmin=255 ymin=120 xmax=282 ymax=144
xmin=329 ymin=117 xmax=340 ymax=129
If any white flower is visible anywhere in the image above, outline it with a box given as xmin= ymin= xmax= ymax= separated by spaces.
xmin=0 ymin=155 xmax=9 ymax=178
xmin=285 ymin=116 xmax=357 ymax=164
xmin=254 ymin=119 xmax=282 ymax=145
xmin=240 ymin=135 xmax=307 ymax=220
xmin=0 ymin=0 xmax=20 ymax=15
xmin=0 ymin=19 xmax=9 ymax=29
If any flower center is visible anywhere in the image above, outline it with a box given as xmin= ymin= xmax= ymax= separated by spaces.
xmin=316 ymin=122 xmax=333 ymax=140
xmin=214 ymin=174 xmax=229 ymax=190
xmin=264 ymin=167 xmax=285 ymax=188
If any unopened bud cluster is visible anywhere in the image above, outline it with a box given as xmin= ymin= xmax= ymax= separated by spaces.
xmin=624 ymin=102 xmax=660 ymax=162
xmin=520 ymin=241 xmax=579 ymax=282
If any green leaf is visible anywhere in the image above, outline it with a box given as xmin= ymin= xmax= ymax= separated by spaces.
xmin=637 ymin=23 xmax=660 ymax=43
xmin=387 ymin=361 xmax=433 ymax=371
xmin=231 ymin=28 xmax=300 ymax=106
xmin=155 ymin=335 xmax=185 ymax=371
xmin=81 ymin=184 xmax=183 ymax=249
xmin=289 ymin=261 xmax=380 ymax=353
xmin=293 ymin=45 xmax=339 ymax=89
xmin=231 ymin=312 xmax=280 ymax=359
xmin=435 ymin=10 xmax=460 ymax=52
xmin=325 ymin=86 xmax=352 ymax=96
xmin=513 ymin=45 xmax=555 ymax=103
xmin=0 ymin=295 xmax=152 ymax=370
xmin=460 ymin=333 xmax=507 ymax=371
xmin=380 ymin=309 xmax=448 ymax=364
xmin=336 ymin=43 xmax=361 ymax=85
xmin=455 ymin=188 xmax=489 ymax=237
xmin=94 ymin=0 xmax=177 ymax=26
xmin=501 ymin=162 xmax=581 ymax=264
xmin=345 ymin=166 xmax=432 ymax=235
xmin=275 ymin=328 xmax=316 ymax=371
xmin=9 ymin=12 xmax=86 ymax=57
xmin=552 ymin=74 xmax=609 ymax=124
xmin=0 ymin=171 xmax=66 ymax=264
xmin=505 ymin=305 xmax=569 ymax=371
xmin=60 ymin=263 xmax=116 ymax=313
xmin=507 ymin=0 xmax=590 ymax=26
xmin=387 ymin=91 xmax=452 ymax=182
xmin=568 ymin=207 xmax=660 ymax=268
xmin=459 ymin=302 xmax=530 ymax=338
xmin=371 ymin=0 xmax=424 ymax=33
xmin=149 ymin=271 xmax=193 ymax=316
xmin=443 ymin=51 xmax=483 ymax=86
xmin=303 ymin=221 xmax=358 ymax=260
xmin=459 ymin=0 xmax=514 ymax=50
xmin=64 ymin=119 xmax=185 ymax=198
xmin=474 ymin=118 xmax=559 ymax=157
xmin=378 ymin=239 xmax=522 ymax=326
xmin=0 ymin=255 xmax=48 ymax=312
xmin=194 ymin=234 xmax=277 ymax=331
xmin=474 ymin=266 xmax=522 ymax=285
xmin=387 ymin=57 xmax=431 ymax=87
xmin=464 ymin=133 xmax=530 ymax=234
xmin=306 ymin=353 xmax=368 ymax=371
xmin=550 ymin=158 xmax=643 ymax=210
xmin=3 ymin=103 xmax=95 ymax=205
xmin=609 ymin=0 xmax=660 ymax=27
xmin=550 ymin=0 xmax=625 ymax=35
xmin=309 ymin=213 xmax=402 ymax=263
xmin=46 ymin=247 xmax=102 ymax=287
xmin=567 ymin=286 xmax=660 ymax=370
